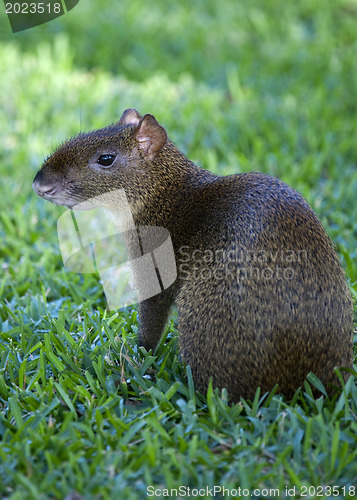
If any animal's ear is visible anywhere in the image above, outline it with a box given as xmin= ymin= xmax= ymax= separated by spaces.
xmin=118 ymin=108 xmax=142 ymax=127
xmin=133 ymin=114 xmax=167 ymax=160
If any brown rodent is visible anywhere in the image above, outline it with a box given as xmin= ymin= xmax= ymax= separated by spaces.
xmin=33 ymin=108 xmax=354 ymax=401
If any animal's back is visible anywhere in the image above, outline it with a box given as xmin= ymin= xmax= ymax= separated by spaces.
xmin=177 ymin=172 xmax=353 ymax=399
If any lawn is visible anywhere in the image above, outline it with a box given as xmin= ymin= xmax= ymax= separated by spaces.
xmin=0 ymin=0 xmax=356 ymax=498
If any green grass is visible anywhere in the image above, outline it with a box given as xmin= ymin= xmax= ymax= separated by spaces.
xmin=0 ymin=0 xmax=357 ymax=498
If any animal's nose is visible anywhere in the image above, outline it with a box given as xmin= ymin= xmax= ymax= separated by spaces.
xmin=32 ymin=180 xmax=59 ymax=197
xmin=32 ymin=171 xmax=59 ymax=197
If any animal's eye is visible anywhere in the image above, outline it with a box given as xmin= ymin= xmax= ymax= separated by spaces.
xmin=97 ymin=154 xmax=116 ymax=167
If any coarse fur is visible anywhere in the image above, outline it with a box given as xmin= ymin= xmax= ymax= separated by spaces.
xmin=33 ymin=108 xmax=354 ymax=401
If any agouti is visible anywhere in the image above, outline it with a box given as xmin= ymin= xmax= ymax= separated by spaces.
xmin=33 ymin=108 xmax=354 ymax=401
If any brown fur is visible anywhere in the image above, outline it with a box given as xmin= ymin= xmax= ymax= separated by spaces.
xmin=33 ymin=109 xmax=354 ymax=401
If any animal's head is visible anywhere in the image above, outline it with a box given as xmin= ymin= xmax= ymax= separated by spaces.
xmin=32 ymin=109 xmax=167 ymax=210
